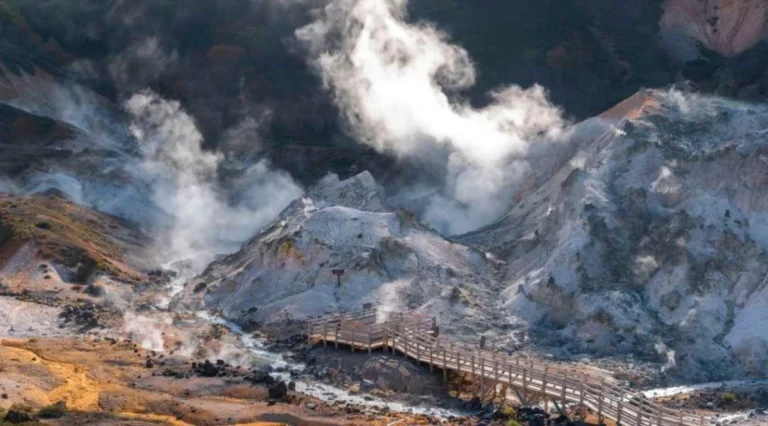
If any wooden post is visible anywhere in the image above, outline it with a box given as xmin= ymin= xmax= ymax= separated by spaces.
xmin=404 ymin=334 xmax=408 ymax=359
xmin=561 ymin=373 xmax=567 ymax=407
xmin=580 ymin=374 xmax=585 ymax=405
xmin=617 ymin=390 xmax=623 ymax=425
xmin=307 ymin=321 xmax=312 ymax=345
xmin=456 ymin=349 xmax=460 ymax=376
xmin=471 ymin=354 xmax=476 ymax=397
xmin=429 ymin=346 xmax=434 ymax=372
xmin=323 ymin=322 xmax=327 ymax=347
xmin=480 ymin=356 xmax=485 ymax=400
xmin=656 ymin=412 xmax=662 ymax=426
xmin=637 ymin=399 xmax=643 ymax=426
xmin=442 ymin=349 xmax=447 ymax=382
xmin=383 ymin=327 xmax=388 ymax=354
xmin=416 ymin=338 xmax=421 ymax=364
xmin=368 ymin=328 xmax=372 ymax=355
xmin=543 ymin=367 xmax=549 ymax=412
xmin=679 ymin=413 xmax=684 ymax=426
xmin=334 ymin=322 xmax=339 ymax=349
xmin=522 ymin=366 xmax=528 ymax=402
xmin=597 ymin=380 xmax=604 ymax=425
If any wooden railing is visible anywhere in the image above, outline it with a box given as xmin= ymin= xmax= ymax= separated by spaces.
xmin=306 ymin=309 xmax=710 ymax=426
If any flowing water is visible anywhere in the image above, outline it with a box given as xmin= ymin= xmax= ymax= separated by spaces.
xmin=199 ymin=312 xmax=466 ymax=418
xmin=643 ymin=379 xmax=768 ymax=398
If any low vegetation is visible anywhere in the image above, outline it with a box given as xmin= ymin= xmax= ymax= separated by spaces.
xmin=0 ymin=195 xmax=146 ymax=283
xmin=37 ymin=401 xmax=67 ymax=418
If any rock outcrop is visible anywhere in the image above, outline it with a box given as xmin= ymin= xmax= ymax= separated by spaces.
xmin=459 ymin=89 xmax=768 ymax=381
xmin=661 ymin=0 xmax=768 ymax=57
xmin=176 ymin=172 xmax=500 ymax=339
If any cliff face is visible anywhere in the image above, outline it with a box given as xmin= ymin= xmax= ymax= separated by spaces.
xmin=661 ymin=0 xmax=768 ymax=57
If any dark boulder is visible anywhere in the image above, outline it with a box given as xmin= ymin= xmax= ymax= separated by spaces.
xmin=199 ymin=360 xmax=219 ymax=377
xmin=3 ymin=409 xmax=33 ymax=424
xmin=268 ymin=381 xmax=288 ymax=400
xmin=464 ymin=396 xmax=482 ymax=411
xmin=247 ymin=369 xmax=272 ymax=384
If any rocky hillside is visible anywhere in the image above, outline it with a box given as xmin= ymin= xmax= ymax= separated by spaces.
xmin=459 ymin=89 xmax=768 ymax=381
xmin=176 ymin=171 xmax=503 ymax=339
xmin=0 ymin=194 xmax=154 ymax=290
xmin=0 ymin=59 xmax=160 ymax=225
xmin=182 ymin=88 xmax=768 ymax=383
xmin=661 ymin=0 xmax=768 ymax=57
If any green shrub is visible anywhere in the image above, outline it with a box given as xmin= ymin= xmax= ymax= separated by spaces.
xmin=507 ymin=420 xmax=522 ymax=426
xmin=7 ymin=403 xmax=32 ymax=414
xmin=0 ymin=0 xmax=24 ymax=27
xmin=722 ymin=392 xmax=736 ymax=403
xmin=38 ymin=401 xmax=67 ymax=418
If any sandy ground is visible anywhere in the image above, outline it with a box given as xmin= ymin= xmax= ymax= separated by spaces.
xmin=0 ymin=335 xmax=467 ymax=425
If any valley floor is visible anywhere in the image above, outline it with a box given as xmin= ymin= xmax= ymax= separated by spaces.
xmin=0 ymin=332 xmax=446 ymax=425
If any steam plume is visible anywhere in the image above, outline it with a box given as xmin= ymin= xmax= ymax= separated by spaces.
xmin=126 ymin=90 xmax=302 ymax=268
xmin=297 ymin=0 xmax=566 ymax=234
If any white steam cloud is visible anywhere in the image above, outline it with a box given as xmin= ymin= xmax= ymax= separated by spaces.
xmin=297 ymin=0 xmax=566 ymax=234
xmin=126 ymin=90 xmax=303 ymax=269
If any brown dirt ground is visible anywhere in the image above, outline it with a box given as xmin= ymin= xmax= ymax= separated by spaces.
xmin=0 ymin=336 xmax=461 ymax=425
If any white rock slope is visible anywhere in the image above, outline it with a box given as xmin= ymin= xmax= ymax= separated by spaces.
xmin=179 ymin=171 xmax=501 ymax=338
xmin=460 ymin=89 xmax=768 ymax=381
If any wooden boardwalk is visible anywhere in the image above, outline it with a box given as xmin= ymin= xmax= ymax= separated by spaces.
xmin=307 ymin=308 xmax=711 ymax=426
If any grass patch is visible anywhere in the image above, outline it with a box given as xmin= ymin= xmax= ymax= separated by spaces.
xmin=7 ymin=404 xmax=33 ymax=414
xmin=38 ymin=401 xmax=67 ymax=418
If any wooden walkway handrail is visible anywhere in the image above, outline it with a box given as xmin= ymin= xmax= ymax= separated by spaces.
xmin=306 ymin=308 xmax=710 ymax=426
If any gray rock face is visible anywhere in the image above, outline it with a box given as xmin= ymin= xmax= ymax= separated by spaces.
xmin=308 ymin=171 xmax=389 ymax=212
xmin=178 ymin=171 xmax=498 ymax=340
xmin=459 ymin=89 xmax=768 ymax=380
xmin=179 ymin=90 xmax=768 ymax=381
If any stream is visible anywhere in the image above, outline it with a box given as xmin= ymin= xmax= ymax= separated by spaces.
xmin=196 ymin=311 xmax=466 ymax=419
xmin=643 ymin=379 xmax=768 ymax=398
